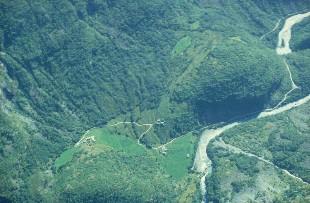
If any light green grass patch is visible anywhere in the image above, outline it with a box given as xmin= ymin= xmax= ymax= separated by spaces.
xmin=55 ymin=127 xmax=146 ymax=170
xmin=90 ymin=128 xmax=146 ymax=155
xmin=172 ymin=36 xmax=192 ymax=56
xmin=159 ymin=133 xmax=197 ymax=180
xmin=230 ymin=36 xmax=246 ymax=44
xmin=55 ymin=147 xmax=78 ymax=170
xmin=191 ymin=21 xmax=200 ymax=30
xmin=55 ymin=128 xmax=197 ymax=181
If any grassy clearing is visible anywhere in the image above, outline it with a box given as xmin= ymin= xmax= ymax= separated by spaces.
xmin=172 ymin=36 xmax=192 ymax=56
xmin=55 ymin=127 xmax=198 ymax=180
xmin=159 ymin=132 xmax=197 ymax=180
xmin=173 ymin=31 xmax=218 ymax=89
xmin=54 ymin=127 xmax=200 ymax=202
xmin=55 ymin=127 xmax=146 ymax=170
xmin=191 ymin=21 xmax=200 ymax=30
xmin=55 ymin=148 xmax=78 ymax=170
xmin=230 ymin=36 xmax=246 ymax=44
xmin=91 ymin=128 xmax=146 ymax=155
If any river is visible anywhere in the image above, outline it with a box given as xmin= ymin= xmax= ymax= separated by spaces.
xmin=192 ymin=11 xmax=310 ymax=203
xmin=277 ymin=12 xmax=310 ymax=55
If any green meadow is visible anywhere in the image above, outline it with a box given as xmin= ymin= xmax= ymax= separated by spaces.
xmin=54 ymin=126 xmax=200 ymax=202
xmin=159 ymin=132 xmax=197 ymax=179
xmin=55 ymin=127 xmax=198 ymax=180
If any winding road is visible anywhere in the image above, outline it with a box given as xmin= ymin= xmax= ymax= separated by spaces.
xmin=264 ymin=59 xmax=300 ymax=112
xmin=153 ymin=136 xmax=181 ymax=150
xmin=193 ymin=11 xmax=310 ymax=203
xmin=110 ymin=121 xmax=154 ymax=146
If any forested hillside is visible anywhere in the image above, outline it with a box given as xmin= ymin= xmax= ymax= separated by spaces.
xmin=0 ymin=0 xmax=309 ymax=202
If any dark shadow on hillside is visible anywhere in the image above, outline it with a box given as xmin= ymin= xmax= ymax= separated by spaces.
xmin=0 ymin=196 xmax=12 ymax=203
xmin=293 ymin=38 xmax=310 ymax=51
xmin=194 ymin=96 xmax=265 ymax=124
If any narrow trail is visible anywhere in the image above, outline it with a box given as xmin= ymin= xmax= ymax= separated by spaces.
xmin=264 ymin=12 xmax=310 ymax=112
xmin=194 ymin=11 xmax=310 ymax=203
xmin=215 ymin=138 xmax=309 ymax=185
xmin=260 ymin=19 xmax=281 ymax=40
xmin=75 ymin=129 xmax=91 ymax=146
xmin=153 ymin=137 xmax=179 ymax=150
xmin=75 ymin=120 xmax=167 ymax=148
xmin=283 ymin=59 xmax=299 ymax=89
xmin=137 ymin=124 xmax=153 ymax=146
xmin=265 ymin=59 xmax=300 ymax=111
xmin=110 ymin=120 xmax=180 ymax=148
xmin=109 ymin=121 xmax=154 ymax=146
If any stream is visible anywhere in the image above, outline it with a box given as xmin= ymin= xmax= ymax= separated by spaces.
xmin=192 ymin=11 xmax=310 ymax=203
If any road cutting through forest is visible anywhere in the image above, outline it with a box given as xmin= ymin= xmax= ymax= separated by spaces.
xmin=214 ymin=138 xmax=309 ymax=185
xmin=260 ymin=18 xmax=281 ymax=40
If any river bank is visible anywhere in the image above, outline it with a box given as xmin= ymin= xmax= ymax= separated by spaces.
xmin=193 ymin=11 xmax=310 ymax=202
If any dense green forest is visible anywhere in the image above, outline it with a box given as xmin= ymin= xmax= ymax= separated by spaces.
xmin=0 ymin=0 xmax=309 ymax=202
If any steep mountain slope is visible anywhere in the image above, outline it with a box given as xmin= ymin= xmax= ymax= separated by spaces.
xmin=0 ymin=0 xmax=309 ymax=202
